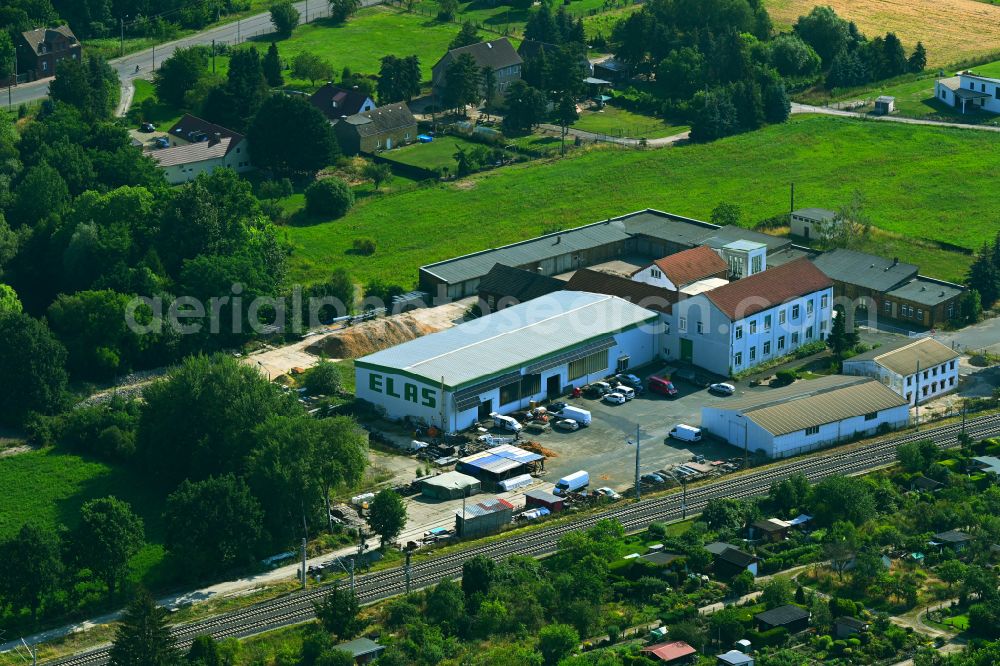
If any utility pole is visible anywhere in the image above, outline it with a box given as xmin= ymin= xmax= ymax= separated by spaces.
xmin=300 ymin=538 xmax=307 ymax=590
xmin=349 ymin=558 xmax=355 ymax=594
xmin=212 ymin=39 xmax=216 ymax=73
xmin=680 ymin=476 xmax=687 ymax=519
xmin=404 ymin=550 xmax=412 ymax=594
xmin=915 ymin=360 xmax=921 ymax=431
xmin=238 ymin=17 xmax=242 ymax=44
xmin=743 ymin=416 xmax=749 ymax=470
xmin=120 ymin=18 xmax=125 ymax=57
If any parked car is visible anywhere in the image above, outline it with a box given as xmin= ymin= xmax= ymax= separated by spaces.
xmin=709 ymin=382 xmax=736 ymax=396
xmin=603 ymin=392 xmax=626 ymax=405
xmin=615 ymin=374 xmax=644 ymax=391
xmin=586 ymin=381 xmax=613 ymax=397
xmin=555 ymin=418 xmax=580 ymax=431
xmin=641 ymin=473 xmax=666 ymax=484
xmin=548 ymin=401 xmax=568 ymax=413
xmin=140 ymin=121 xmax=156 ymax=132
xmin=595 ymin=487 xmax=622 ymax=500
xmin=154 ymin=137 xmax=169 ymax=149
xmin=617 ymin=386 xmax=636 ymax=401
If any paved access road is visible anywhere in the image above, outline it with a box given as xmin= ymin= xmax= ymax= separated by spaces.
xmin=3 ymin=0 xmax=380 ymax=109
xmin=49 ymin=413 xmax=1000 ymax=665
xmin=791 ymin=103 xmax=1000 ymax=134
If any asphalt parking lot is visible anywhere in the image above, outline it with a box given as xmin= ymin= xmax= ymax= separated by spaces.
xmin=530 ymin=363 xmax=755 ymax=491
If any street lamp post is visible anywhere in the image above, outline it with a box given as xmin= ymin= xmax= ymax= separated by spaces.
xmin=627 ymin=424 xmax=640 ymax=502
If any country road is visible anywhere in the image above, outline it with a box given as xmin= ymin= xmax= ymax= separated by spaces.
xmin=39 ymin=412 xmax=1000 ymax=665
xmin=3 ymin=0 xmax=382 ymax=110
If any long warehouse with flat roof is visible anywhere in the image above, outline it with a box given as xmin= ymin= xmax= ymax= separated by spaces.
xmin=355 ymin=291 xmax=660 ymax=431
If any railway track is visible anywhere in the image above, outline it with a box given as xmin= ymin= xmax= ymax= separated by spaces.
xmin=51 ymin=414 xmax=1000 ymax=665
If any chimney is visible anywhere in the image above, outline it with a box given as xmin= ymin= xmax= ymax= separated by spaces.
xmin=209 ymin=132 xmax=221 ymax=146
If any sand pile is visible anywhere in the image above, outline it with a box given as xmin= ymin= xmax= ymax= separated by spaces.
xmin=307 ymin=313 xmax=439 ymax=359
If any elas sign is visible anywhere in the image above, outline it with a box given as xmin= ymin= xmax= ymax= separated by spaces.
xmin=368 ymin=373 xmax=437 ymax=408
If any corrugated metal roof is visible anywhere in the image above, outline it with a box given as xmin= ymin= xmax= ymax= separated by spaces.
xmin=726 ymin=376 xmax=908 ymax=436
xmin=458 ymin=444 xmax=543 ymax=474
xmin=456 ymin=496 xmax=515 ymax=519
xmin=792 ymin=208 xmax=836 ymax=221
xmin=421 ymin=221 xmax=633 ymax=284
xmin=357 ymin=292 xmax=658 ymax=389
xmin=151 ymin=138 xmax=232 ymax=167
xmin=846 ymin=337 xmax=959 ymax=376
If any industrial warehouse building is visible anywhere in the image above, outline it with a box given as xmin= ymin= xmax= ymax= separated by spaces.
xmin=418 ymin=209 xmax=811 ymax=299
xmin=455 ymin=496 xmax=515 ymax=538
xmin=355 ymin=291 xmax=659 ymax=431
xmin=701 ymin=376 xmax=909 ymax=458
xmin=421 ymin=471 xmax=481 ymax=500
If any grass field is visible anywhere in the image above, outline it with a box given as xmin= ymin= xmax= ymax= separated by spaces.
xmin=572 ymin=105 xmax=689 ymax=139
xmin=382 ymin=136 xmax=480 ymax=172
xmin=255 ymin=7 xmax=462 ymax=85
xmin=764 ymin=0 xmax=1000 ymax=66
xmin=283 ymin=114 xmax=994 ymax=288
xmin=0 ymin=448 xmax=171 ymax=586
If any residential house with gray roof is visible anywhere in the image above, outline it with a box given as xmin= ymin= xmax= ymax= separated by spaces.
xmin=432 ymin=38 xmax=522 ymax=99
xmin=333 ymin=103 xmax=417 ymax=154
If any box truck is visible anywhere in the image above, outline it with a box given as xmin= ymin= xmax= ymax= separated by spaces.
xmin=554 ymin=470 xmax=590 ymax=495
xmin=559 ymin=406 xmax=592 ymax=426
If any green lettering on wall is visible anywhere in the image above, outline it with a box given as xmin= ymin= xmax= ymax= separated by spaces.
xmin=369 ymin=374 xmax=383 ymax=393
xmin=421 ymin=387 xmax=437 ymax=409
xmin=386 ymin=377 xmax=401 ymax=398
xmin=404 ymin=383 xmax=418 ymax=403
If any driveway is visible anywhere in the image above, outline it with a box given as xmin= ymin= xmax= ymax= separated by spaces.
xmin=537 ymin=123 xmax=690 ymax=147
xmin=791 ymin=103 xmax=1000 ymax=134
xmin=936 ymin=315 xmax=1000 ymax=355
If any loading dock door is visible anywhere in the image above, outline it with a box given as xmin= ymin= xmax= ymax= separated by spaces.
xmin=729 ymin=421 xmax=746 ymax=448
xmin=546 ymin=375 xmax=561 ymax=399
xmin=478 ymin=399 xmax=493 ymax=421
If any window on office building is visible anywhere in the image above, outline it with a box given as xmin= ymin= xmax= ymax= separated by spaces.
xmin=792 ymin=305 xmax=800 ymax=318
xmin=749 ymin=320 xmax=757 ymax=334
xmin=821 ymin=294 xmax=829 ymax=308
xmin=735 ymin=325 xmax=743 ymax=339
xmin=764 ymin=315 xmax=771 ymax=330
xmin=865 ymin=412 xmax=878 ymax=421
xmin=806 ymin=326 xmax=813 ymax=339
xmin=807 ymin=300 xmax=814 ymax=315
xmin=697 ymin=321 xmax=704 ymax=334
xmin=733 ymin=352 xmax=743 ymax=366
xmin=777 ymin=336 xmax=785 ymax=350
xmin=679 ymin=317 xmax=687 ymax=331
xmin=763 ymin=341 xmax=771 ymax=355
xmin=779 ymin=310 xmax=786 ymax=325
xmin=805 ymin=425 xmax=819 ymax=435
xmin=884 ymin=301 xmax=892 ymax=313
xmin=791 ymin=332 xmax=799 ymax=344
xmin=749 ymin=346 xmax=756 ymax=361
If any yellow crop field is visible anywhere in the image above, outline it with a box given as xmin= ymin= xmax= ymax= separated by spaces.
xmin=766 ymin=0 xmax=1000 ymax=67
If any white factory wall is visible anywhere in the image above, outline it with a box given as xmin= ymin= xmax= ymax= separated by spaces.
xmin=672 ymin=288 xmax=833 ymax=377
xmin=356 ymin=324 xmax=658 ymax=432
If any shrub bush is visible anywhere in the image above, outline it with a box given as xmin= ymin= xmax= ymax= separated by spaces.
xmin=305 ymin=178 xmax=354 ymax=218
xmin=352 ymin=238 xmax=377 ymax=255
xmin=774 ymin=370 xmax=797 ymax=386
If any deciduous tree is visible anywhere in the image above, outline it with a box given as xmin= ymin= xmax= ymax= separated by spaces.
xmin=270 ymin=1 xmax=300 ymax=36
xmin=368 ymin=488 xmax=407 ymax=547
xmin=74 ymin=497 xmax=145 ymax=604
xmin=0 ymin=524 xmax=63 ymax=623
xmin=0 ymin=311 xmax=68 ymax=426
xmin=249 ymin=94 xmax=339 ymax=175
xmin=314 ymin=586 xmax=362 ymax=639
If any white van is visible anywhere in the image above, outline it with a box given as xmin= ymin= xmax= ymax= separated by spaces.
xmin=668 ymin=424 xmax=703 ymax=442
xmin=554 ymin=470 xmax=590 ymax=495
xmin=559 ymin=406 xmax=592 ymax=426
xmin=617 ymin=386 xmax=636 ymax=401
xmin=490 ymin=412 xmax=523 ymax=433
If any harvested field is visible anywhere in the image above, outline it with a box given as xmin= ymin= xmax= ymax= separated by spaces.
xmin=765 ymin=0 xmax=1000 ymax=66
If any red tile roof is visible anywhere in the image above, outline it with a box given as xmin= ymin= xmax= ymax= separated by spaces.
xmin=641 ymin=641 xmax=697 ymax=662
xmin=565 ymin=269 xmax=677 ymax=313
xmin=704 ymin=258 xmax=832 ymax=320
xmin=645 ymin=245 xmax=729 ymax=288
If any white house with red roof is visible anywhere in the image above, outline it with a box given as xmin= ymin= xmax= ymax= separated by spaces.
xmin=631 ymin=245 xmax=729 ymax=294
